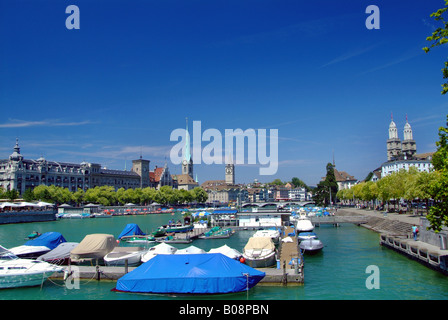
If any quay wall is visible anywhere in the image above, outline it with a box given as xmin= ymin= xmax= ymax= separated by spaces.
xmin=0 ymin=210 xmax=56 ymax=224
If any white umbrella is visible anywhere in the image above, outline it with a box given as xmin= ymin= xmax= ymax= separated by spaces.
xmin=16 ymin=202 xmax=40 ymax=207
xmin=37 ymin=201 xmax=53 ymax=207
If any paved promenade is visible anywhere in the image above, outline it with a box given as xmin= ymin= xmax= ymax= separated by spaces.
xmin=337 ymin=207 xmax=422 ymax=226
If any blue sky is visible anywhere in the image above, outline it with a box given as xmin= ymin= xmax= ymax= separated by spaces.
xmin=1 ymin=0 xmax=448 ymax=186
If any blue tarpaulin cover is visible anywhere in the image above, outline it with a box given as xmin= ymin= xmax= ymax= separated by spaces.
xmin=212 ymin=209 xmax=238 ymax=214
xmin=25 ymin=232 xmax=66 ymax=250
xmin=118 ymin=223 xmax=146 ymax=239
xmin=115 ymin=253 xmax=265 ymax=294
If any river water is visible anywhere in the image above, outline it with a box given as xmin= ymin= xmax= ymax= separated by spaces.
xmin=1 ymin=212 xmax=448 ymax=300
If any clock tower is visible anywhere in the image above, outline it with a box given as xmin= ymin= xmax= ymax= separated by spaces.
xmin=225 ymin=153 xmax=235 ymax=185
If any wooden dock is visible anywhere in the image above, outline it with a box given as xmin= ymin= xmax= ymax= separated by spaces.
xmin=310 ymin=215 xmax=369 ymax=227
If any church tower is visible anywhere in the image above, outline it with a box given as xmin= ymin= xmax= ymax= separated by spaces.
xmin=401 ymin=115 xmax=417 ymax=159
xmin=225 ymin=153 xmax=235 ymax=185
xmin=182 ymin=118 xmax=193 ymax=178
xmin=387 ymin=114 xmax=402 ymax=161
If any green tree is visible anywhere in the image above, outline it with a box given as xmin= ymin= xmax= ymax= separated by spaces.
xmin=4 ymin=189 xmax=19 ymax=201
xmin=427 ymin=115 xmax=448 ymax=232
xmin=190 ymin=187 xmax=208 ymax=203
xmin=423 ymin=1 xmax=448 ymax=94
xmin=312 ymin=163 xmax=338 ymax=206
xmin=22 ymin=188 xmax=35 ymax=202
xmin=291 ymin=177 xmax=310 ymax=191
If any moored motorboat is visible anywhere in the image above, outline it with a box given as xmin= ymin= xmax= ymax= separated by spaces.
xmin=253 ymin=228 xmax=281 ymax=244
xmin=242 ymin=237 xmax=276 ymax=268
xmin=208 ymin=244 xmax=242 ymax=260
xmin=295 ymin=217 xmax=314 ymax=232
xmin=198 ymin=227 xmax=234 ymax=239
xmin=297 ymin=232 xmax=318 ymax=241
xmin=299 ymin=237 xmax=324 ymax=255
xmin=113 ymin=253 xmax=265 ymax=294
xmin=37 ymin=242 xmax=79 ymax=265
xmin=9 ymin=232 xmax=67 ymax=259
xmin=140 ymin=242 xmax=177 ymax=263
xmin=118 ymin=223 xmax=155 ymax=243
xmin=70 ymin=234 xmax=117 ymax=265
xmin=0 ymin=246 xmax=64 ymax=289
xmin=104 ymin=247 xmax=147 ymax=266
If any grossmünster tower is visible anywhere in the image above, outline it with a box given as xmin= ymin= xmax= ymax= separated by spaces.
xmin=387 ymin=114 xmax=417 ymax=161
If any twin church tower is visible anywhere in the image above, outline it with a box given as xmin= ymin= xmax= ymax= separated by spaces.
xmin=386 ymin=114 xmax=417 ymax=161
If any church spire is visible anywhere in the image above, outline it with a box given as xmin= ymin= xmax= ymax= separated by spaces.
xmin=184 ymin=117 xmax=191 ymax=162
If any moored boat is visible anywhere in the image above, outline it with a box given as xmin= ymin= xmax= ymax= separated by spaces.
xmin=253 ymin=228 xmax=281 ymax=244
xmin=299 ymin=237 xmax=324 ymax=255
xmin=140 ymin=242 xmax=177 ymax=263
xmin=37 ymin=242 xmax=79 ymax=265
xmin=70 ymin=234 xmax=117 ymax=265
xmin=242 ymin=237 xmax=276 ymax=268
xmin=0 ymin=245 xmax=64 ymax=289
xmin=104 ymin=247 xmax=147 ymax=266
xmin=9 ymin=232 xmax=67 ymax=259
xmin=118 ymin=224 xmax=155 ymax=243
xmin=113 ymin=253 xmax=265 ymax=294
xmin=295 ymin=217 xmax=314 ymax=232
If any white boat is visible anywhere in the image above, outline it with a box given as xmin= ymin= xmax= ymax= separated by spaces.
xmin=242 ymin=237 xmax=276 ymax=268
xmin=297 ymin=232 xmax=318 ymax=241
xmin=0 ymin=246 xmax=63 ymax=289
xmin=295 ymin=218 xmax=314 ymax=232
xmin=175 ymin=245 xmax=205 ymax=255
xmin=140 ymin=242 xmax=177 ymax=263
xmin=104 ymin=247 xmax=147 ymax=266
xmin=253 ymin=229 xmax=281 ymax=244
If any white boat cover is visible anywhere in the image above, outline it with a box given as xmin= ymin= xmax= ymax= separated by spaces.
xmin=70 ymin=234 xmax=117 ymax=260
xmin=37 ymin=242 xmax=79 ymax=261
xmin=175 ymin=245 xmax=205 ymax=254
xmin=208 ymin=245 xmax=242 ymax=259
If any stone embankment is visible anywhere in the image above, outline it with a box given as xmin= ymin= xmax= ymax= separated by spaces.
xmin=337 ymin=207 xmax=417 ymax=236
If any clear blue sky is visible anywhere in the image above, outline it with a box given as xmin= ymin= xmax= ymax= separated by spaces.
xmin=1 ymin=0 xmax=447 ymax=186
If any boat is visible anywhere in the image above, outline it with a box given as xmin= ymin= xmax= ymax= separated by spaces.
xmin=295 ymin=217 xmax=314 ymax=232
xmin=118 ymin=224 xmax=155 ymax=243
xmin=253 ymin=228 xmax=281 ymax=244
xmin=198 ymin=227 xmax=234 ymax=239
xmin=208 ymin=244 xmax=242 ymax=260
xmin=70 ymin=234 xmax=117 ymax=264
xmin=37 ymin=242 xmax=79 ymax=265
xmin=297 ymin=232 xmax=318 ymax=241
xmin=26 ymin=231 xmax=41 ymax=240
xmin=242 ymin=237 xmax=277 ymax=268
xmin=140 ymin=242 xmax=177 ymax=263
xmin=113 ymin=253 xmax=265 ymax=294
xmin=104 ymin=247 xmax=147 ymax=266
xmin=163 ymin=224 xmax=193 ymax=233
xmin=9 ymin=232 xmax=67 ymax=259
xmin=59 ymin=213 xmax=90 ymax=219
xmin=91 ymin=212 xmax=112 ymax=218
xmin=151 ymin=227 xmax=166 ymax=237
xmin=155 ymin=234 xmax=192 ymax=244
xmin=0 ymin=245 xmax=64 ymax=289
xmin=175 ymin=245 xmax=205 ymax=254
xmin=299 ymin=237 xmax=324 ymax=255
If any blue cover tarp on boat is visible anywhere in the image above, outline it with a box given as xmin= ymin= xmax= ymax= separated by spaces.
xmin=118 ymin=223 xmax=146 ymax=239
xmin=115 ymin=253 xmax=265 ymax=294
xmin=25 ymin=232 xmax=66 ymax=250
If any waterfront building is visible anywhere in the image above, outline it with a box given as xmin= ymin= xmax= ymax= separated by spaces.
xmin=288 ymin=187 xmax=309 ymax=201
xmin=150 ymin=164 xmax=176 ymax=189
xmin=0 ymin=139 xmax=151 ymax=194
xmin=247 ymin=187 xmax=269 ymax=202
xmin=333 ymin=168 xmax=357 ymax=190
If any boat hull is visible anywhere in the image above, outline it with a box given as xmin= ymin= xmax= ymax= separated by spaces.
xmin=0 ymin=271 xmax=56 ymax=289
xmin=299 ymin=239 xmax=324 ymax=255
xmin=104 ymin=253 xmax=143 ymax=266
xmin=243 ymin=251 xmax=276 ymax=268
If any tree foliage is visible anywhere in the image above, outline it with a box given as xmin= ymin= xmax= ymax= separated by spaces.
xmin=313 ymin=163 xmax=338 ymax=206
xmin=423 ymin=0 xmax=448 ymax=94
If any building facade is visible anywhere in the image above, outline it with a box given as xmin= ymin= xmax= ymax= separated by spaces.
xmin=0 ymin=140 xmax=150 ymax=194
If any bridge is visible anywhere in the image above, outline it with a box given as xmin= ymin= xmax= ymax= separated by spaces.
xmin=241 ymin=201 xmax=315 ymax=208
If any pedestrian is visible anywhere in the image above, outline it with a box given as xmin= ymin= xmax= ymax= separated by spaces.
xmin=412 ymin=225 xmax=418 ymax=241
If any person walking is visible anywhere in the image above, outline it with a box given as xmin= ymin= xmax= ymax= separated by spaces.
xmin=412 ymin=225 xmax=419 ymax=241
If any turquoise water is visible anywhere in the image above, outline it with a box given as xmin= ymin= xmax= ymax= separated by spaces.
xmin=1 ymin=213 xmax=448 ymax=300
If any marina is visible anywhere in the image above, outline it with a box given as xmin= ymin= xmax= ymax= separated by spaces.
xmin=1 ymin=208 xmax=448 ymax=299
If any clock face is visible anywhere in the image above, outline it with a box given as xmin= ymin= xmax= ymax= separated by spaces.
xmin=182 ymin=160 xmax=188 ymax=166
xmin=226 ymin=167 xmax=233 ymax=174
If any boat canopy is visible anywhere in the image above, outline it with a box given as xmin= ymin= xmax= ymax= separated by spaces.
xmin=115 ymin=253 xmax=265 ymax=294
xmin=118 ymin=223 xmax=146 ymax=239
xmin=244 ymin=237 xmax=275 ymax=251
xmin=24 ymin=232 xmax=66 ymax=250
xmin=70 ymin=234 xmax=117 ymax=259
xmin=175 ymin=245 xmax=205 ymax=255
xmin=37 ymin=242 xmax=79 ymax=261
